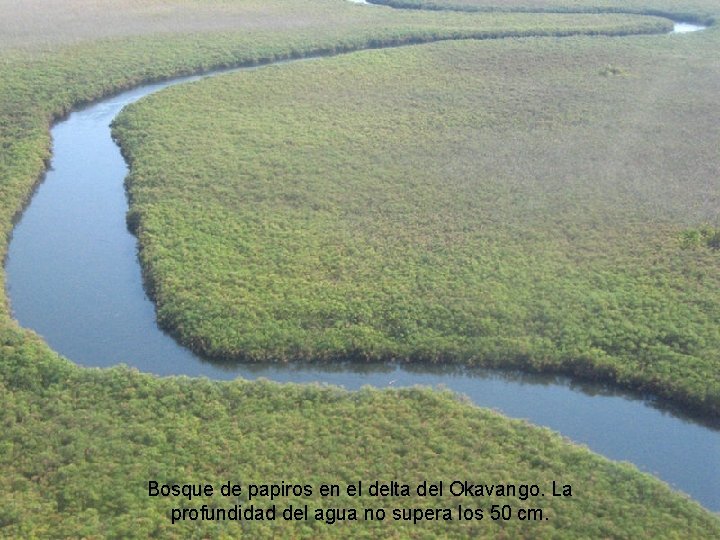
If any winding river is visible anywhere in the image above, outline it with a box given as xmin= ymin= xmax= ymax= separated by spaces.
xmin=4 ymin=11 xmax=717 ymax=512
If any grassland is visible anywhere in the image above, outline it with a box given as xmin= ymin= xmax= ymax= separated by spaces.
xmin=113 ymin=31 xmax=720 ymax=415
xmin=1 ymin=0 xmax=719 ymax=536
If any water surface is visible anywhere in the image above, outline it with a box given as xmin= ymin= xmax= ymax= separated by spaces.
xmin=672 ymin=22 xmax=706 ymax=33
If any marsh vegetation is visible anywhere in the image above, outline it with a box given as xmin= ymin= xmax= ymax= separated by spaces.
xmin=114 ymin=35 xmax=719 ymax=416
xmin=2 ymin=347 xmax=719 ymax=537
xmin=1 ymin=0 xmax=718 ymax=536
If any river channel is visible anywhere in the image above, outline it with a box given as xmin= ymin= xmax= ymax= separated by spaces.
xmin=5 ymin=20 xmax=717 ymax=510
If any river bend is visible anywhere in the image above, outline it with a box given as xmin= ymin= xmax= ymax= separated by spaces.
xmin=5 ymin=15 xmax=717 ymax=510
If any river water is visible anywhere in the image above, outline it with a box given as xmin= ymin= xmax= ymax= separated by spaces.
xmin=672 ymin=22 xmax=706 ymax=33
xmin=5 ymin=20 xmax=717 ymax=511
xmin=349 ymin=0 xmax=709 ymax=34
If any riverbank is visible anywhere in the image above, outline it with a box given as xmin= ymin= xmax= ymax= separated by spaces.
xmin=1 ymin=1 xmax=719 ymax=535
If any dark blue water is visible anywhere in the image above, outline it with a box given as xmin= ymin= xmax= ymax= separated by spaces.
xmin=5 ymin=42 xmax=718 ymax=511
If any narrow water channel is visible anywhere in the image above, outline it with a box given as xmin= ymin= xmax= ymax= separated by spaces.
xmin=350 ymin=0 xmax=709 ymax=35
xmin=5 ymin=24 xmax=717 ymax=511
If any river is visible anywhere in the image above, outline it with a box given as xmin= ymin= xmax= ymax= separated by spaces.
xmin=4 ymin=14 xmax=717 ymax=511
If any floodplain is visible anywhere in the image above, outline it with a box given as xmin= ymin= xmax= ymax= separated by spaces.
xmin=0 ymin=0 xmax=718 ymax=537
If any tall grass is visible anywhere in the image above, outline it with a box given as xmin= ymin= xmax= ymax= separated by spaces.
xmin=0 ymin=1 xmax=718 ymax=535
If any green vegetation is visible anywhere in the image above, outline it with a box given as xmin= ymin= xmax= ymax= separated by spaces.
xmin=0 ymin=3 xmax=672 ymax=344
xmin=114 ymin=32 xmax=720 ymax=415
xmin=2 ymin=343 xmax=719 ymax=537
xmin=681 ymin=226 xmax=720 ymax=250
xmin=1 ymin=0 xmax=718 ymax=536
xmin=370 ymin=0 xmax=717 ymax=25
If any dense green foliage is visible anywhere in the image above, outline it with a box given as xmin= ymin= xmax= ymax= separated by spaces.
xmin=114 ymin=31 xmax=720 ymax=415
xmin=681 ymin=226 xmax=720 ymax=250
xmin=1 ymin=343 xmax=718 ymax=537
xmin=1 ymin=1 xmax=718 ymax=536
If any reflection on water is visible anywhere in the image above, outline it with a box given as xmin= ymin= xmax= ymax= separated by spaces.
xmin=5 ymin=35 xmax=718 ymax=511
xmin=672 ymin=22 xmax=706 ymax=33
